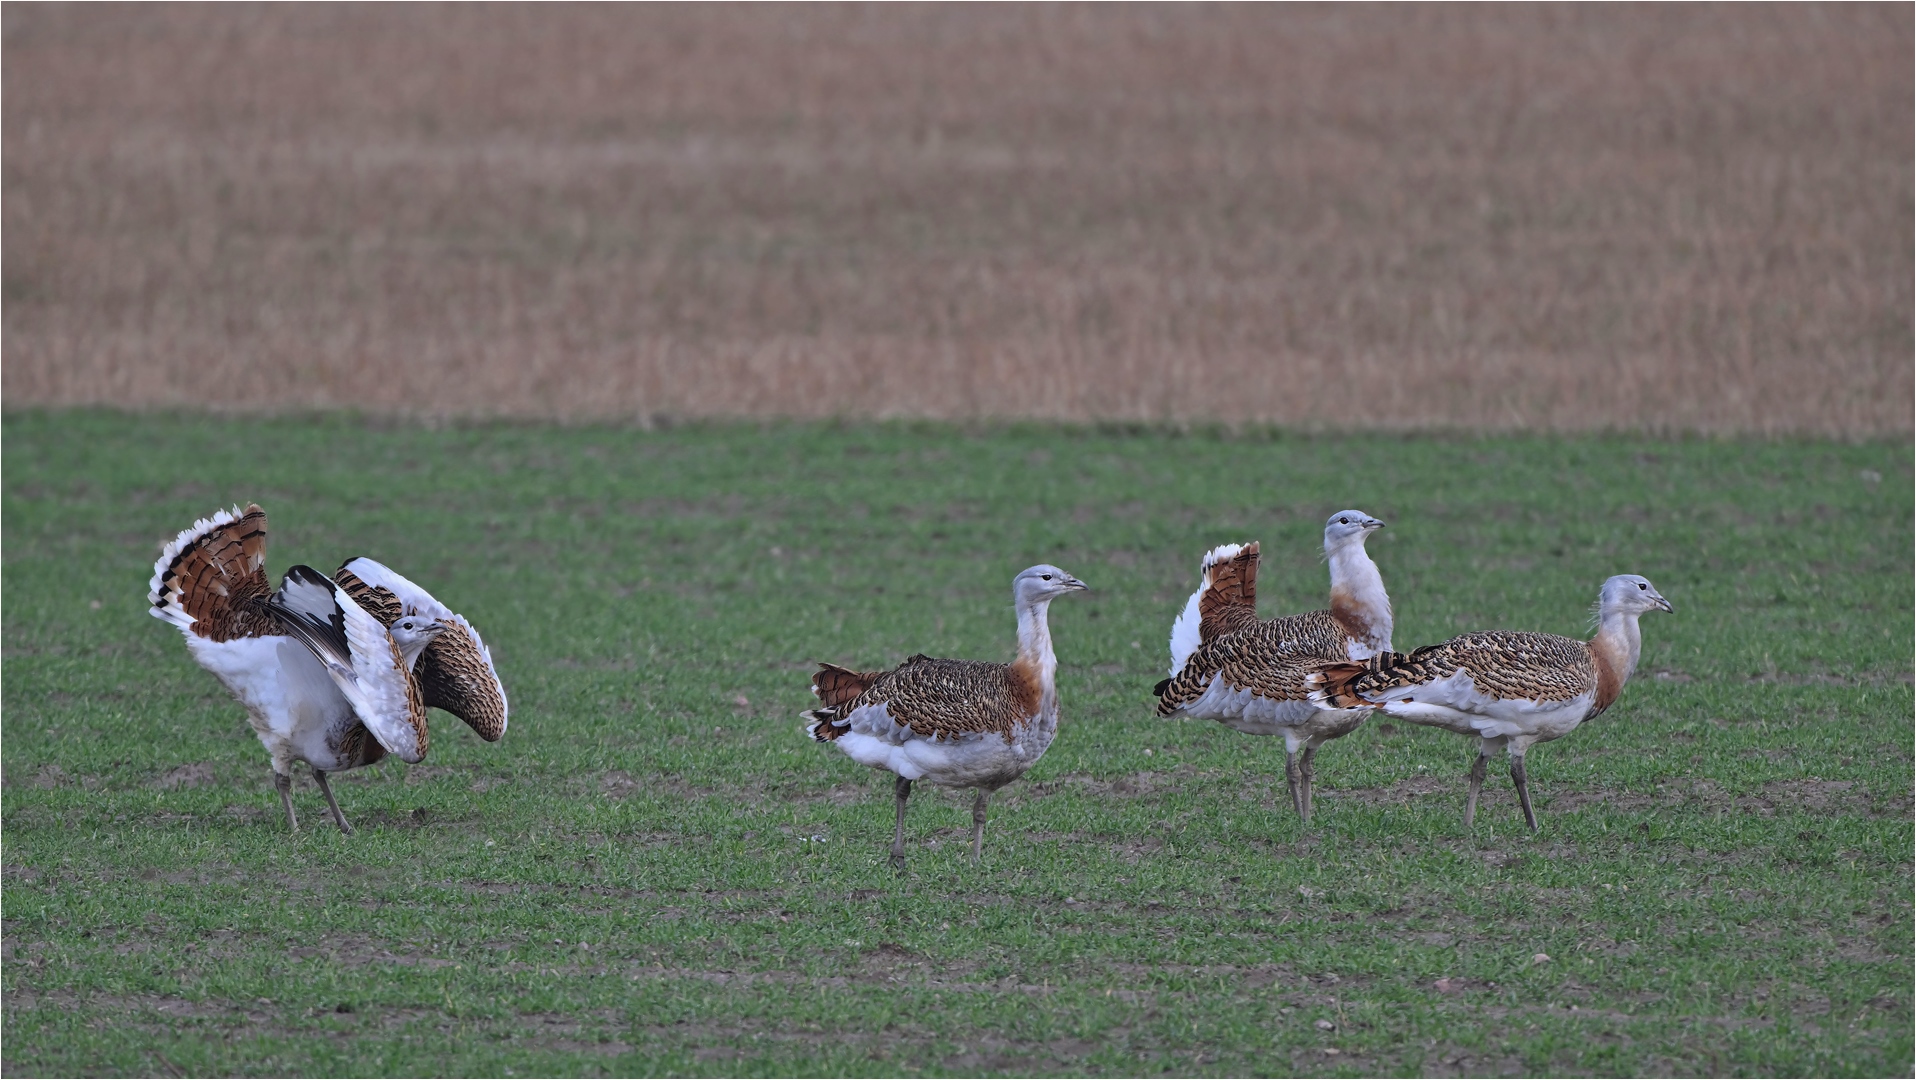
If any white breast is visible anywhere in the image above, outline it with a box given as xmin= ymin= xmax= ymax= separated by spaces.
xmin=184 ymin=634 xmax=362 ymax=770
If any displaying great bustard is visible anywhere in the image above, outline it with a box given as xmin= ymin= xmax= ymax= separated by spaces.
xmin=149 ymin=505 xmax=507 ymax=833
xmin=1153 ymin=511 xmax=1393 ymax=821
xmin=803 ymin=565 xmax=1088 ymax=865
xmin=1309 ymin=574 xmax=1672 ymax=831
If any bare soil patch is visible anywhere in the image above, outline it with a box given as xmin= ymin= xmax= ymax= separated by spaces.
xmin=149 ymin=763 xmax=215 ymax=790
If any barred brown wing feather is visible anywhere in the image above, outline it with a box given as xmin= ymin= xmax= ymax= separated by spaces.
xmin=333 ymin=566 xmax=404 ymax=625
xmin=851 ymin=656 xmax=1040 ymax=741
xmin=415 ymin=624 xmax=508 ymax=741
xmin=333 ymin=560 xmax=508 ymax=742
xmin=1156 ymin=608 xmax=1352 ymax=715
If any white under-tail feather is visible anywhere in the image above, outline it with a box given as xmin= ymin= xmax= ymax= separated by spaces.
xmin=1168 ymin=542 xmax=1246 ymax=676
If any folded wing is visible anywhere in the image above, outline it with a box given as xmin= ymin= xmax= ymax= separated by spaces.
xmin=832 ymin=655 xmax=1041 ymax=743
xmin=1312 ymin=632 xmax=1596 ymax=710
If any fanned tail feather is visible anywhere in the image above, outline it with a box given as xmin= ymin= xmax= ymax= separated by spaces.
xmin=1168 ymin=541 xmax=1257 ymax=675
xmin=148 ymin=504 xmax=272 ymax=640
xmin=1167 ymin=589 xmax=1205 ymax=677
xmin=805 ymin=662 xmax=879 ymax=742
xmin=1306 ymin=660 xmax=1382 ymax=710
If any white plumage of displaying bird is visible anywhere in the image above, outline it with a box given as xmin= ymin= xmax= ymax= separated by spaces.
xmin=148 ymin=505 xmax=508 ymax=833
xmin=1308 ymin=574 xmax=1673 ymax=832
xmin=802 ymin=564 xmax=1088 ymax=865
xmin=1152 ymin=511 xmax=1393 ymax=821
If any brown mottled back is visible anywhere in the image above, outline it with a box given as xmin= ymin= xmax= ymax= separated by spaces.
xmin=325 ymin=720 xmax=390 ymax=769
xmin=386 ymin=631 xmax=432 ymax=757
xmin=1156 ymin=608 xmax=1352 ymax=716
xmin=1314 ymin=632 xmax=1598 ymax=709
xmin=810 ymin=654 xmax=1042 ymax=743
xmin=154 ymin=504 xmax=279 ymax=641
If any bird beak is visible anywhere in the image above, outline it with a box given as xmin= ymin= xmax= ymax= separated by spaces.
xmin=422 ymin=619 xmax=448 ymax=634
xmin=1365 ymin=519 xmax=1385 ymax=531
xmin=1654 ymin=596 xmax=1673 ymax=614
xmin=1065 ymin=576 xmax=1089 ymax=592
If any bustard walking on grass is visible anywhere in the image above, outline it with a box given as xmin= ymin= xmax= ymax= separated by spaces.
xmin=803 ymin=565 xmax=1088 ymax=866
xmin=1152 ymin=512 xmax=1393 ymax=821
xmin=149 ymin=505 xmax=507 ymax=833
xmin=1308 ymin=574 xmax=1672 ymax=832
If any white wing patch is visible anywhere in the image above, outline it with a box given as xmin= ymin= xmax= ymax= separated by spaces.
xmin=337 ymin=557 xmax=452 ymax=620
xmin=290 ymin=582 xmax=426 ymax=764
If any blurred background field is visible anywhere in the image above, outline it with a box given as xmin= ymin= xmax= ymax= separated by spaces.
xmin=4 ymin=3 xmax=1910 ymax=434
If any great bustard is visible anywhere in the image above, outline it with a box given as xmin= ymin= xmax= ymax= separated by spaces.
xmin=803 ymin=564 xmax=1088 ymax=865
xmin=148 ymin=505 xmax=507 ymax=833
xmin=1309 ymin=574 xmax=1672 ymax=832
xmin=1153 ymin=511 xmax=1393 ymax=821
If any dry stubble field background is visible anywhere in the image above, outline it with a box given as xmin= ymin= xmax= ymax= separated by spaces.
xmin=3 ymin=3 xmax=1911 ymax=433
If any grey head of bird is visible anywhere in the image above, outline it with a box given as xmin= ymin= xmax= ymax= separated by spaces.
xmin=388 ymin=613 xmax=449 ymax=663
xmin=1323 ymin=510 xmax=1386 ymax=550
xmin=1013 ymin=564 xmax=1089 ymax=606
xmin=1598 ymin=574 xmax=1674 ymax=617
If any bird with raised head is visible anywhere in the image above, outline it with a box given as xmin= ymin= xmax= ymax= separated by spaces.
xmin=1154 ymin=511 xmax=1394 ymax=822
xmin=1309 ymin=574 xmax=1673 ymax=831
xmin=803 ymin=564 xmax=1088 ymax=865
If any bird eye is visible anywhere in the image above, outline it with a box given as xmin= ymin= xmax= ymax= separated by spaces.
xmin=1638 ymin=583 xmax=1647 ymax=590
xmin=1041 ymin=574 xmax=1053 ymax=581
xmin=1338 ymin=517 xmax=1348 ymax=524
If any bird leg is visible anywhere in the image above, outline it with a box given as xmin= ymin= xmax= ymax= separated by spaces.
xmin=1463 ymin=749 xmax=1491 ymax=828
xmin=1510 ymin=754 xmax=1539 ymax=833
xmin=1298 ymin=743 xmax=1321 ymax=823
xmin=274 ymin=770 xmax=298 ymax=833
xmin=313 ymin=770 xmax=355 ymax=836
xmin=890 ymin=776 xmax=913 ymax=868
xmin=1284 ymin=751 xmax=1305 ymax=818
xmin=970 ymin=789 xmax=990 ymax=863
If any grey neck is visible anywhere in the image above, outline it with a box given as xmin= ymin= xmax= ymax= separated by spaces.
xmin=396 ymin=635 xmax=437 ymax=672
xmin=1327 ymin=541 xmax=1393 ymax=653
xmin=1016 ymin=599 xmax=1059 ymax=715
xmin=1594 ymin=609 xmax=1643 ymax=680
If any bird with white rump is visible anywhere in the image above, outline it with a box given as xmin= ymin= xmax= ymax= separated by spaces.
xmin=1308 ymin=574 xmax=1673 ymax=832
xmin=149 ymin=505 xmax=508 ymax=833
xmin=1153 ymin=511 xmax=1394 ymax=822
xmin=802 ymin=565 xmax=1088 ymax=866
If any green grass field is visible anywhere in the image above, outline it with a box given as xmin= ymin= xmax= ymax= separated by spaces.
xmin=3 ymin=412 xmax=1910 ymax=1077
